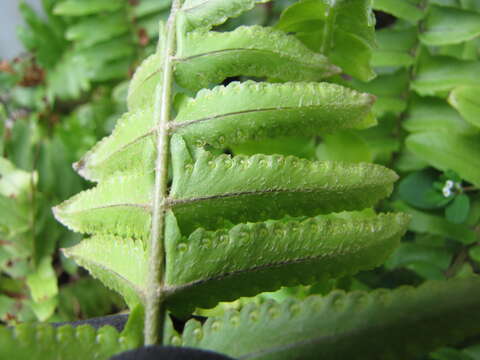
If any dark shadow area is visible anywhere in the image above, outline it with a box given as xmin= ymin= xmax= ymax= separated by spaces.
xmin=375 ymin=10 xmax=396 ymax=29
xmin=110 ymin=346 xmax=234 ymax=360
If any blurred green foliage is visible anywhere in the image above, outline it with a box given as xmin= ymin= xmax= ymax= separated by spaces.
xmin=1 ymin=0 xmax=480 ymax=359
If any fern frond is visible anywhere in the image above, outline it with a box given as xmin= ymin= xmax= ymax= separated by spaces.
xmin=178 ymin=276 xmax=480 ymax=360
xmin=181 ymin=0 xmax=270 ymax=31
xmin=63 ymin=236 xmax=147 ymax=308
xmin=174 ymin=81 xmax=376 ymax=148
xmin=170 ymin=136 xmax=397 ymax=232
xmin=53 ymin=174 xmax=153 ymax=237
xmin=164 ymin=212 xmax=409 ymax=316
xmin=76 ymin=81 xmax=376 ymax=181
xmin=73 ymin=109 xmax=156 ymax=182
xmin=0 ymin=323 xmax=136 ymax=360
xmin=406 ymin=131 xmax=480 ymax=187
xmin=175 ymin=26 xmax=339 ymax=90
xmin=127 ymin=52 xmax=162 ymax=112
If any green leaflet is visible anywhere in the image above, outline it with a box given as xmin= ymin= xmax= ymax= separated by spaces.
xmin=177 ymin=277 xmax=480 ymax=359
xmin=448 ymin=85 xmax=480 ymax=129
xmin=420 ymin=5 xmax=480 ymax=46
xmin=170 ymin=136 xmax=397 ymax=233
xmin=403 ymin=97 xmax=474 ymax=134
xmin=53 ymin=0 xmax=123 ymax=16
xmin=164 ymin=212 xmax=409 ymax=316
xmin=406 ymin=131 xmax=480 ymax=187
xmin=174 ymin=81 xmax=376 ymax=147
xmin=26 ymin=257 xmax=58 ymax=321
xmin=63 ymin=236 xmax=147 ymax=307
xmin=394 ymin=202 xmax=477 ymax=244
xmin=181 ymin=0 xmax=270 ymax=31
xmin=57 ymin=134 xmax=397 ymax=237
xmin=65 ymin=13 xmax=129 ymax=49
xmin=373 ymin=0 xmax=424 ymax=23
xmin=53 ymin=174 xmax=153 ymax=238
xmin=0 ymin=324 xmax=136 ymax=360
xmin=352 ymin=70 xmax=409 ymax=117
xmin=372 ymin=27 xmax=416 ymax=68
xmin=411 ymin=51 xmax=480 ymax=96
xmin=133 ymin=0 xmax=172 ymax=18
xmin=175 ymin=26 xmax=339 ymax=90
xmin=73 ymin=108 xmax=156 ymax=182
xmin=79 ymin=81 xmax=376 ymax=181
xmin=127 ymin=53 xmax=162 ymax=112
xmin=276 ymin=0 xmax=376 ymax=81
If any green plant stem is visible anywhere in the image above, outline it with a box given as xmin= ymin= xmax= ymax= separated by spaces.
xmin=145 ymin=0 xmax=182 ymax=346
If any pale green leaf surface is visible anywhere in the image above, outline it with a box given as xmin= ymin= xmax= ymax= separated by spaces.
xmin=73 ymin=108 xmax=156 ymax=182
xmin=412 ymin=52 xmax=480 ymax=96
xmin=448 ymin=85 xmax=480 ymax=128
xmin=372 ymin=27 xmax=416 ymax=68
xmin=352 ymin=70 xmax=409 ymax=117
xmin=276 ymin=0 xmax=376 ymax=81
xmin=174 ymin=81 xmax=376 ymax=148
xmin=64 ymin=236 xmax=147 ymax=307
xmin=175 ymin=26 xmax=340 ymax=91
xmin=53 ymin=0 xmax=123 ymax=16
xmin=403 ymin=97 xmax=474 ymax=134
xmin=53 ymin=174 xmax=153 ymax=238
xmin=65 ymin=14 xmax=129 ymax=49
xmin=132 ymin=0 xmax=172 ymax=18
xmin=394 ymin=202 xmax=477 ymax=244
xmin=406 ymin=131 xmax=480 ymax=187
xmin=181 ymin=0 xmax=270 ymax=31
xmin=165 ymin=212 xmax=408 ymax=316
xmin=0 ymin=324 xmax=134 ymax=360
xmin=170 ymin=136 xmax=397 ymax=233
xmin=26 ymin=257 xmax=58 ymax=321
xmin=373 ymin=0 xmax=424 ymax=23
xmin=82 ymin=81 xmax=376 ymax=181
xmin=0 ymin=157 xmax=36 ymax=198
xmin=47 ymin=52 xmax=91 ymax=100
xmin=316 ymin=131 xmax=373 ymax=163
xmin=420 ymin=5 xmax=480 ymax=46
xmin=127 ymin=52 xmax=162 ymax=112
xmin=179 ymin=277 xmax=480 ymax=360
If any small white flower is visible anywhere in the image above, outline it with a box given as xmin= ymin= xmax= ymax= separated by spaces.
xmin=442 ymin=180 xmax=454 ymax=198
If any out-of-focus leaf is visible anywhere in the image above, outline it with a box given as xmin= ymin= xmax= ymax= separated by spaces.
xmin=353 ymin=70 xmax=409 ymax=117
xmin=386 ymin=235 xmax=452 ymax=280
xmin=372 ymin=27 xmax=416 ymax=68
xmin=47 ymin=53 xmax=91 ymax=100
xmin=65 ymin=14 xmax=129 ymax=49
xmin=469 ymin=246 xmax=480 ymax=264
xmin=420 ymin=5 xmax=480 ymax=46
xmin=18 ymin=2 xmax=66 ymax=68
xmin=53 ymin=0 xmax=124 ymax=16
xmin=394 ymin=202 xmax=477 ymax=244
xmin=449 ymin=85 xmax=480 ymax=129
xmin=431 ymin=347 xmax=475 ymax=360
xmin=445 ymin=194 xmax=470 ymax=224
xmin=26 ymin=257 xmax=58 ymax=321
xmin=404 ymin=96 xmax=475 ymax=134
xmin=412 ymin=51 xmax=480 ymax=96
xmin=132 ymin=0 xmax=171 ymax=18
xmin=276 ymin=0 xmax=376 ymax=81
xmin=406 ymin=131 xmax=480 ymax=187
xmin=57 ymin=278 xmax=124 ymax=321
xmin=398 ymin=170 xmax=451 ymax=210
xmin=316 ymin=130 xmax=373 ymax=163
xmin=373 ymin=0 xmax=424 ymax=23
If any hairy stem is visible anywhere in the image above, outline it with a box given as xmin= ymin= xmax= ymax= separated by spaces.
xmin=145 ymin=0 xmax=182 ymax=346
